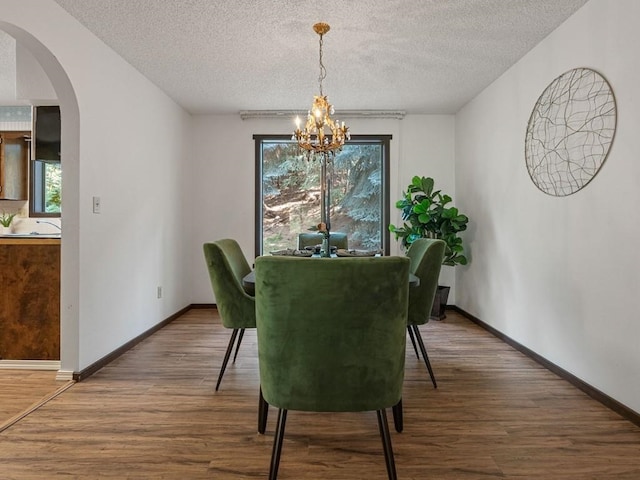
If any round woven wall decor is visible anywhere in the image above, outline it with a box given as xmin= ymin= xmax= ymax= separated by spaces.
xmin=525 ymin=68 xmax=616 ymax=197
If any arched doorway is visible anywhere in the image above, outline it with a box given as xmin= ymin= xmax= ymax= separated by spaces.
xmin=0 ymin=21 xmax=80 ymax=377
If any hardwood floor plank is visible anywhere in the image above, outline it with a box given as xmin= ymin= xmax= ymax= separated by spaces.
xmin=0 ymin=370 xmax=64 ymax=428
xmin=0 ymin=309 xmax=639 ymax=479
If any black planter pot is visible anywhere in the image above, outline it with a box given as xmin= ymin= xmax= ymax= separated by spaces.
xmin=430 ymin=285 xmax=450 ymax=320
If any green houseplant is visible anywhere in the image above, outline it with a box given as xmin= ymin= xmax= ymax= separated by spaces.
xmin=0 ymin=210 xmax=17 ymax=233
xmin=389 ymin=175 xmax=469 ymax=318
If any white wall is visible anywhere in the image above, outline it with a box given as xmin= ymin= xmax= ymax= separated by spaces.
xmin=0 ymin=32 xmax=17 ymax=103
xmin=16 ymin=42 xmax=56 ymax=103
xmin=189 ymin=114 xmax=455 ymax=303
xmin=455 ymin=0 xmax=640 ymax=413
xmin=1 ymin=0 xmax=193 ymax=373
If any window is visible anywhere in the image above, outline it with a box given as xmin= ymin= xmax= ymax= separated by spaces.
xmin=254 ymin=134 xmax=391 ymax=256
xmin=30 ymin=159 xmax=61 ymax=216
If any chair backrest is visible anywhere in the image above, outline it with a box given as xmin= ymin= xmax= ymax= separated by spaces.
xmin=203 ymin=239 xmax=255 ymax=329
xmin=297 ymin=232 xmax=348 ymax=250
xmin=255 ymin=256 xmax=409 ymax=413
xmin=406 ymin=238 xmax=446 ymax=326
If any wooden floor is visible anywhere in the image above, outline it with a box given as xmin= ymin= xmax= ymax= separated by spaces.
xmin=1 ymin=309 xmax=639 ymax=479
xmin=0 ymin=370 xmax=65 ymax=431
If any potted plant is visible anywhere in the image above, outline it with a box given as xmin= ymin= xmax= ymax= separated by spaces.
xmin=0 ymin=210 xmax=17 ymax=234
xmin=389 ymin=175 xmax=469 ymax=319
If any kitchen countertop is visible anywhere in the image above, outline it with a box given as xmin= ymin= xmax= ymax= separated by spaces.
xmin=0 ymin=234 xmax=61 ymax=245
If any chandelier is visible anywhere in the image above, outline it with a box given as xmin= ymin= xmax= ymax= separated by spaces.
xmin=293 ymin=22 xmax=350 ymax=160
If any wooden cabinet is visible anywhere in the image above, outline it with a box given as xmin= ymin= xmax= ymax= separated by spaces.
xmin=0 ymin=131 xmax=30 ymax=201
xmin=0 ymin=238 xmax=60 ymax=360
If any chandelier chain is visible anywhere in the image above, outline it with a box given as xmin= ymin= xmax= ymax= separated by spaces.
xmin=318 ymin=33 xmax=326 ymax=96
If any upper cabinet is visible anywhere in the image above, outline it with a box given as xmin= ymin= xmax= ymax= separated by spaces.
xmin=0 ymin=131 xmax=29 ymax=201
xmin=34 ymin=106 xmax=61 ymax=161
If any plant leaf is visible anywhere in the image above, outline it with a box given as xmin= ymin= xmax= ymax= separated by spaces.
xmin=420 ymin=177 xmax=434 ymax=195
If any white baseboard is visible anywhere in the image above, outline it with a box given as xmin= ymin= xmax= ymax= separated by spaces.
xmin=0 ymin=360 xmax=61 ymax=371
xmin=55 ymin=370 xmax=74 ymax=381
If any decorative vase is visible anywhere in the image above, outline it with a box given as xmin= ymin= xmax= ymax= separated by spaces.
xmin=1 ymin=225 xmax=12 ymax=235
xmin=321 ymin=236 xmax=331 ymax=257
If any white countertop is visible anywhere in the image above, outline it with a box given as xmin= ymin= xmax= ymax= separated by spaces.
xmin=0 ymin=233 xmax=61 ymax=239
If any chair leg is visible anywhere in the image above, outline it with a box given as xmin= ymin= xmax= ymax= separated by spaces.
xmin=391 ymin=399 xmax=403 ymax=433
xmin=269 ymin=409 xmax=288 ymax=480
xmin=376 ymin=409 xmax=398 ymax=480
xmin=412 ymin=325 xmax=437 ymax=388
xmin=215 ymin=328 xmax=239 ymax=391
xmin=407 ymin=326 xmax=419 ymax=358
xmin=232 ymin=328 xmax=245 ymax=362
xmin=258 ymin=386 xmax=269 ymax=434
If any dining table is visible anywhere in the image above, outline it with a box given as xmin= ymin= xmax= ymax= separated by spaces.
xmin=242 ymin=263 xmax=419 ymax=296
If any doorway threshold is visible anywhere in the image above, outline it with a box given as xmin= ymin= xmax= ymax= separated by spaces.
xmin=0 ymin=360 xmax=60 ymax=371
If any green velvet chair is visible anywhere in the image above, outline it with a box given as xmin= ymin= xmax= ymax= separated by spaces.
xmin=405 ymin=238 xmax=446 ymax=388
xmin=254 ymin=255 xmax=409 ymax=480
xmin=297 ymin=232 xmax=348 ymax=250
xmin=203 ymin=239 xmax=255 ymax=391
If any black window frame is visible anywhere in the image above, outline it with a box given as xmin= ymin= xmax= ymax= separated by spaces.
xmin=253 ymin=134 xmax=391 ymax=257
xmin=29 ymin=158 xmax=62 ymax=218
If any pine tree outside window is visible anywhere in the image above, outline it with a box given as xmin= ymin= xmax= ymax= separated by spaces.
xmin=254 ymin=134 xmax=391 ymax=256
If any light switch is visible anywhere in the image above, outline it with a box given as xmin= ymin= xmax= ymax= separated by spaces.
xmin=92 ymin=196 xmax=101 ymax=214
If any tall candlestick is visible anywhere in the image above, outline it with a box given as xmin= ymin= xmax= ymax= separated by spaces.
xmin=326 ymin=160 xmax=331 ymax=232
xmin=320 ymin=158 xmax=326 ymax=229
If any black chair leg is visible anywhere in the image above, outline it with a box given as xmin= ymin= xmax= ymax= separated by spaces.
xmin=215 ymin=328 xmax=239 ymax=391
xmin=413 ymin=325 xmax=437 ymax=388
xmin=232 ymin=328 xmax=245 ymax=362
xmin=258 ymin=387 xmax=269 ymax=434
xmin=376 ymin=409 xmax=397 ymax=480
xmin=407 ymin=326 xmax=419 ymax=358
xmin=269 ymin=409 xmax=288 ymax=480
xmin=391 ymin=399 xmax=403 ymax=433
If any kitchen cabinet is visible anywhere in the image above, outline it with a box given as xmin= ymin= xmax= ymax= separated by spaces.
xmin=0 ymin=237 xmax=60 ymax=360
xmin=0 ymin=131 xmax=29 ymax=200
xmin=34 ymin=106 xmax=60 ymax=161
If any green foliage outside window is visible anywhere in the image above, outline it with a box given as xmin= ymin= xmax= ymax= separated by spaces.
xmin=45 ymin=162 xmax=62 ymax=213
xmin=260 ymin=138 xmax=388 ymax=253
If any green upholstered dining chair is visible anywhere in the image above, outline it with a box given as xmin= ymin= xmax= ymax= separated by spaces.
xmin=203 ymin=239 xmax=255 ymax=391
xmin=405 ymin=238 xmax=446 ymax=388
xmin=254 ymin=255 xmax=409 ymax=480
xmin=297 ymin=232 xmax=348 ymax=250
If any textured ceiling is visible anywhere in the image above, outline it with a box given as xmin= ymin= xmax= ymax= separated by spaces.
xmin=44 ymin=0 xmax=588 ymax=115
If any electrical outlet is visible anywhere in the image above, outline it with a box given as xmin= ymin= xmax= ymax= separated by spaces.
xmin=92 ymin=196 xmax=101 ymax=214
xmin=157 ymin=286 xmax=162 ymax=299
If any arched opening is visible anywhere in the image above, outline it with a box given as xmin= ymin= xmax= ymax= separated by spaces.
xmin=0 ymin=21 xmax=80 ymax=376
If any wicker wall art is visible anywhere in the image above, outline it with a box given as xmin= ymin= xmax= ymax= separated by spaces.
xmin=525 ymin=68 xmax=616 ymax=196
